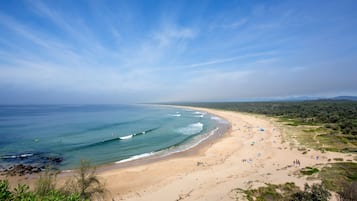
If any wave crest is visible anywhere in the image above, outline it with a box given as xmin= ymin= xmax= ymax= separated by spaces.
xmin=115 ymin=152 xmax=154 ymax=163
xmin=119 ymin=134 xmax=133 ymax=140
xmin=176 ymin=122 xmax=203 ymax=135
xmin=73 ymin=128 xmax=157 ymax=149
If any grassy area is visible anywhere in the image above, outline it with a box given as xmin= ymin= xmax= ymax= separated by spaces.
xmin=233 ymin=183 xmax=300 ymax=201
xmin=318 ymin=162 xmax=357 ymax=192
xmin=276 ymin=123 xmax=357 ymax=153
xmin=233 ymin=182 xmax=331 ymax=201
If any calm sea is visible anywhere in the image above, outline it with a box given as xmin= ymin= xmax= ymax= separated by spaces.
xmin=0 ymin=104 xmax=228 ymax=169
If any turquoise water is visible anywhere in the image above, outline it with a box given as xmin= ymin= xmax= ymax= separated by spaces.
xmin=0 ymin=104 xmax=227 ymax=169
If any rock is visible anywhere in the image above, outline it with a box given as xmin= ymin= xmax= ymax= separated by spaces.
xmin=0 ymin=164 xmax=45 ymax=176
xmin=0 ymin=153 xmax=63 ymax=176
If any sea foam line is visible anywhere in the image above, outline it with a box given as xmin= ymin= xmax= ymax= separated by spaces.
xmin=114 ymin=127 xmax=220 ymax=164
xmin=115 ymin=152 xmax=154 ymax=164
xmin=119 ymin=134 xmax=133 ymax=140
xmin=161 ymin=127 xmax=219 ymax=157
xmin=176 ymin=122 xmax=203 ymax=135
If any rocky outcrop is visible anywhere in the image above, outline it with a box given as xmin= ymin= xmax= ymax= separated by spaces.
xmin=0 ymin=154 xmax=63 ymax=176
xmin=0 ymin=164 xmax=43 ymax=176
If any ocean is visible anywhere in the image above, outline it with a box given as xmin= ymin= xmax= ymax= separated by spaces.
xmin=0 ymin=104 xmax=228 ymax=170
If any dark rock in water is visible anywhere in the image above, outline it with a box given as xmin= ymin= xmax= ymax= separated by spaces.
xmin=43 ymin=156 xmax=63 ymax=163
xmin=0 ymin=152 xmax=63 ymax=176
xmin=1 ymin=164 xmax=48 ymax=176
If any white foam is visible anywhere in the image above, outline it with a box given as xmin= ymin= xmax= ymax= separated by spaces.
xmin=169 ymin=113 xmax=181 ymax=117
xmin=20 ymin=153 xmax=34 ymax=158
xmin=115 ymin=152 xmax=154 ymax=163
xmin=210 ymin=116 xmax=229 ymax=124
xmin=119 ymin=134 xmax=133 ymax=140
xmin=1 ymin=153 xmax=34 ymax=159
xmin=177 ymin=122 xmax=203 ymax=135
xmin=162 ymin=127 xmax=219 ymax=157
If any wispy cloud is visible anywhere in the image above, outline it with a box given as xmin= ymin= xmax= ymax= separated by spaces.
xmin=153 ymin=26 xmax=196 ymax=47
xmin=214 ymin=18 xmax=248 ymax=29
xmin=0 ymin=0 xmax=356 ymax=103
xmin=179 ymin=51 xmax=276 ymax=69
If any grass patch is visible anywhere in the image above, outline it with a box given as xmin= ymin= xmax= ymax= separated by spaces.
xmin=318 ymin=162 xmax=357 ymax=192
xmin=236 ymin=183 xmax=300 ymax=201
xmin=234 ymin=182 xmax=331 ymax=201
xmin=300 ymin=167 xmax=319 ymax=175
xmin=277 ymin=122 xmax=357 ymax=153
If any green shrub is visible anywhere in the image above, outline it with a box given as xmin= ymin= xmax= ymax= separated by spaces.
xmin=290 ymin=183 xmax=331 ymax=201
xmin=300 ymin=167 xmax=319 ymax=175
xmin=35 ymin=167 xmax=58 ymax=196
xmin=0 ymin=160 xmax=103 ymax=201
xmin=0 ymin=179 xmax=82 ymax=201
xmin=13 ymin=183 xmax=36 ymax=200
xmin=0 ymin=180 xmax=12 ymax=201
xmin=337 ymin=181 xmax=357 ymax=201
xmin=62 ymin=160 xmax=105 ymax=200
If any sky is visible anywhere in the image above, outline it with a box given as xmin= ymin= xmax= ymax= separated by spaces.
xmin=0 ymin=0 xmax=357 ymax=104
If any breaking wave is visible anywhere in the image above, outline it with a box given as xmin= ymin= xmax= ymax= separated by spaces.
xmin=115 ymin=152 xmax=154 ymax=163
xmin=176 ymin=122 xmax=203 ymax=135
xmin=73 ymin=128 xmax=157 ymax=150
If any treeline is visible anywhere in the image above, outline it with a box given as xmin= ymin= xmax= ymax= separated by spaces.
xmin=173 ymin=100 xmax=357 ymax=135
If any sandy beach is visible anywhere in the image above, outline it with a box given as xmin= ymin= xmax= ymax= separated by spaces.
xmin=1 ymin=107 xmax=354 ymax=200
xmin=94 ymin=107 xmax=354 ymax=201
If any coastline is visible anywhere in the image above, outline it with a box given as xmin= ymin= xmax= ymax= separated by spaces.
xmin=98 ymin=106 xmax=355 ymax=201
xmin=2 ymin=106 xmax=355 ymax=200
xmin=0 ymin=106 xmax=230 ymax=189
xmin=59 ymin=105 xmax=230 ymax=174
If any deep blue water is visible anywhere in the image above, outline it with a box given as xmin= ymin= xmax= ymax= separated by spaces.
xmin=0 ymin=104 xmax=226 ymax=169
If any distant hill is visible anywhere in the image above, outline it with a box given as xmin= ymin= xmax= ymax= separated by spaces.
xmin=251 ymin=96 xmax=357 ymax=102
xmin=331 ymin=96 xmax=357 ymax=101
xmin=234 ymin=96 xmax=357 ymax=102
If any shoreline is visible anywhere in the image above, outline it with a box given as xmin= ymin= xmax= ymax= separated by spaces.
xmin=98 ymin=106 xmax=355 ymax=201
xmin=60 ymin=106 xmax=230 ymax=175
xmin=1 ymin=106 xmax=231 ymax=186
xmin=2 ymin=106 xmax=355 ymax=201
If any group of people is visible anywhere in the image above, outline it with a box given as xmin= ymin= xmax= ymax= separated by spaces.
xmin=293 ymin=159 xmax=301 ymax=167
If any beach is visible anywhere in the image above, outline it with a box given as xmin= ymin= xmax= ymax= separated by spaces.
xmin=2 ymin=107 xmax=354 ymax=200
xmin=97 ymin=107 xmax=354 ymax=200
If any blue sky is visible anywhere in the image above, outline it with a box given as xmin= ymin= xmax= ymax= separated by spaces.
xmin=0 ymin=0 xmax=357 ymax=104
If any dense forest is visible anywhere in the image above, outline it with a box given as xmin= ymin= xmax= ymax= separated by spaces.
xmin=173 ymin=100 xmax=357 ymax=136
